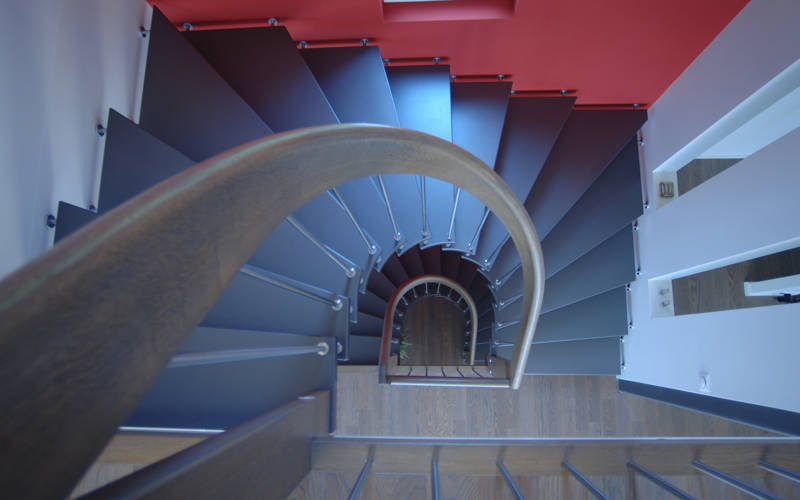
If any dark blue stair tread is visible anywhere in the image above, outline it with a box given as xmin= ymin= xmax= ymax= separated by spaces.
xmin=335 ymin=177 xmax=398 ymax=267
xmin=125 ymin=327 xmax=336 ymax=429
xmin=456 ymin=259 xmax=478 ymax=290
xmin=420 ymin=245 xmax=442 ymax=275
xmin=184 ymin=26 xmax=338 ymax=132
xmin=422 ymin=178 xmax=457 ymax=248
xmin=358 ymin=290 xmax=388 ymax=318
xmin=471 ymin=214 xmax=507 ymax=269
xmin=441 ymin=249 xmax=461 ymax=280
xmin=381 ymin=254 xmax=409 ymax=287
xmin=382 ymin=174 xmax=424 ymax=251
xmin=526 ymin=109 xmax=647 ymax=240
xmin=495 ymin=97 xmax=576 ymax=201
xmin=473 ymin=97 xmax=575 ymax=268
xmin=387 ymin=65 xmax=452 ymax=248
xmin=346 ymin=335 xmax=383 ymax=364
xmin=486 ymin=237 xmax=520 ymax=284
xmin=533 ymin=287 xmax=628 ymax=343
xmin=452 ymin=82 xmax=512 ymax=167
xmin=140 ymin=8 xmax=272 ymax=161
xmin=248 ymin=219 xmax=355 ymax=308
xmin=542 ymin=137 xmax=642 ymax=278
xmin=494 ymin=296 xmax=522 ymax=324
xmin=293 ymin=191 xmax=375 ymax=289
xmin=491 ymin=265 xmax=523 ymax=304
xmin=302 ymin=46 xmax=400 ymax=126
xmin=541 ymin=225 xmax=635 ymax=314
xmin=53 ymin=202 xmax=98 ymax=244
xmin=399 ymin=246 xmax=425 ymax=278
xmin=202 ymin=272 xmax=347 ymax=345
xmin=99 ymin=109 xmax=195 ymax=212
xmin=367 ymin=269 xmax=396 ymax=302
xmin=386 ymin=65 xmax=452 ymax=141
xmin=351 ymin=312 xmax=384 ymax=337
xmin=449 ymin=82 xmax=512 ymax=253
xmin=516 ymin=337 xmax=621 ymax=375
xmin=497 ymin=287 xmax=627 ymax=344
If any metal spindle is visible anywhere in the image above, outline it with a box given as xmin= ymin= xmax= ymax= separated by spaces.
xmin=421 ymin=176 xmax=431 ymax=238
xmin=286 ymin=215 xmax=357 ymax=278
xmin=168 ymin=343 xmax=329 ymax=369
xmin=377 ymin=175 xmax=402 ymax=242
xmin=692 ymin=459 xmax=780 ymax=500
xmin=446 ymin=187 xmax=461 ymax=242
xmin=349 ymin=448 xmax=374 ymax=500
xmin=758 ymin=458 xmax=800 ymax=484
xmin=626 ymin=460 xmax=695 ymax=500
xmin=562 ymin=460 xmax=608 ymax=500
xmin=330 ymin=188 xmax=377 ymax=255
xmin=240 ymin=264 xmax=344 ymax=311
xmin=467 ymin=207 xmax=490 ymax=254
xmin=431 ymin=457 xmax=440 ymax=500
xmin=496 ymin=460 xmax=525 ymax=500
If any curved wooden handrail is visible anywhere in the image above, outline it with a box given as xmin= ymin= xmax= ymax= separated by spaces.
xmin=379 ymin=275 xmax=479 ymax=381
xmin=0 ymin=124 xmax=543 ymax=498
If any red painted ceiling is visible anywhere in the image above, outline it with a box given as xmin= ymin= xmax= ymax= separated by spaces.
xmin=152 ymin=0 xmax=748 ymax=105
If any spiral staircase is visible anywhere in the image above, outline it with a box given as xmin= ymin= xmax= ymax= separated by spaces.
xmin=49 ymin=7 xmax=646 ymax=432
xmin=0 ymin=7 xmax=662 ymax=497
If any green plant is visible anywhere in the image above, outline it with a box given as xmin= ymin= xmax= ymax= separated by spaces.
xmin=398 ymin=331 xmax=413 ymax=360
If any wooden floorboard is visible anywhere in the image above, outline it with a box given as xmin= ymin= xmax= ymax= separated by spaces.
xmin=401 ymin=297 xmax=466 ymax=366
xmin=335 ymin=368 xmax=774 ymax=438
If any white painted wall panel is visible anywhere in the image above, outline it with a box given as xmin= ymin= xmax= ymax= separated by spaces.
xmin=0 ymin=1 xmax=150 ymax=279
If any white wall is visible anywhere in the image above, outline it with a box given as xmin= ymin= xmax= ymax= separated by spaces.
xmin=0 ymin=0 xmax=150 ymax=280
xmin=623 ymin=0 xmax=800 ymax=413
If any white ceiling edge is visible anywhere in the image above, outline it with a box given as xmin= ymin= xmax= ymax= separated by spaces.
xmin=654 ymin=56 xmax=800 ymax=173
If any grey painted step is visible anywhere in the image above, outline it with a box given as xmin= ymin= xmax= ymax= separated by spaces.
xmin=185 ymin=26 xmax=338 ymax=132
xmin=293 ymin=191 xmax=377 ymax=293
xmin=490 ymin=263 xmax=523 ymax=304
xmin=509 ymin=337 xmax=621 ymax=375
xmin=497 ymin=287 xmax=628 ymax=344
xmin=493 ymin=294 xmax=522 ymax=325
xmin=542 ymin=137 xmax=642 ymax=278
xmin=381 ymin=174 xmax=425 ymax=251
xmin=526 ymin=109 xmax=647 ymax=240
xmin=456 ymin=260 xmax=478 ymax=290
xmin=541 ymin=225 xmax=635 ymax=314
xmin=53 ymin=202 xmax=97 ymax=244
xmin=450 ymin=82 xmax=512 ymax=253
xmin=139 ymin=8 xmax=272 ymax=161
xmin=99 ymin=109 xmax=195 ymax=212
xmin=472 ymin=97 xmax=575 ymax=269
xmin=387 ymin=65 xmax=453 ymax=248
xmin=125 ymin=327 xmax=336 ymax=430
xmin=422 ymin=178 xmax=458 ymax=248
xmin=301 ymin=46 xmax=400 ymax=126
xmin=358 ymin=289 xmax=387 ymax=318
xmin=335 ymin=178 xmax=398 ymax=271
xmin=202 ymin=270 xmax=348 ymax=357
xmin=248 ymin=219 xmax=359 ymax=321
xmin=351 ymin=312 xmax=384 ymax=337
xmin=367 ymin=269 xmax=396 ymax=302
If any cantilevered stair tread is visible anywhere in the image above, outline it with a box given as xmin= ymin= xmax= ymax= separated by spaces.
xmin=541 ymin=225 xmax=635 ymax=314
xmin=99 ymin=109 xmax=195 ymax=212
xmin=350 ymin=312 xmax=384 ymax=337
xmin=125 ymin=327 xmax=336 ymax=430
xmin=520 ymin=337 xmax=621 ymax=375
xmin=526 ymin=109 xmax=647 ymax=240
xmin=139 ymin=8 xmax=272 ymax=161
xmin=185 ymin=26 xmax=338 ymax=132
xmin=302 ymin=46 xmax=400 ymax=126
xmin=53 ymin=202 xmax=97 ymax=244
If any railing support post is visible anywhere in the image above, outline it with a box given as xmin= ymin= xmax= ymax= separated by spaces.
xmin=692 ymin=459 xmax=780 ymax=500
xmin=626 ymin=460 xmax=695 ymax=500
xmin=496 ymin=459 xmax=525 ymax=500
